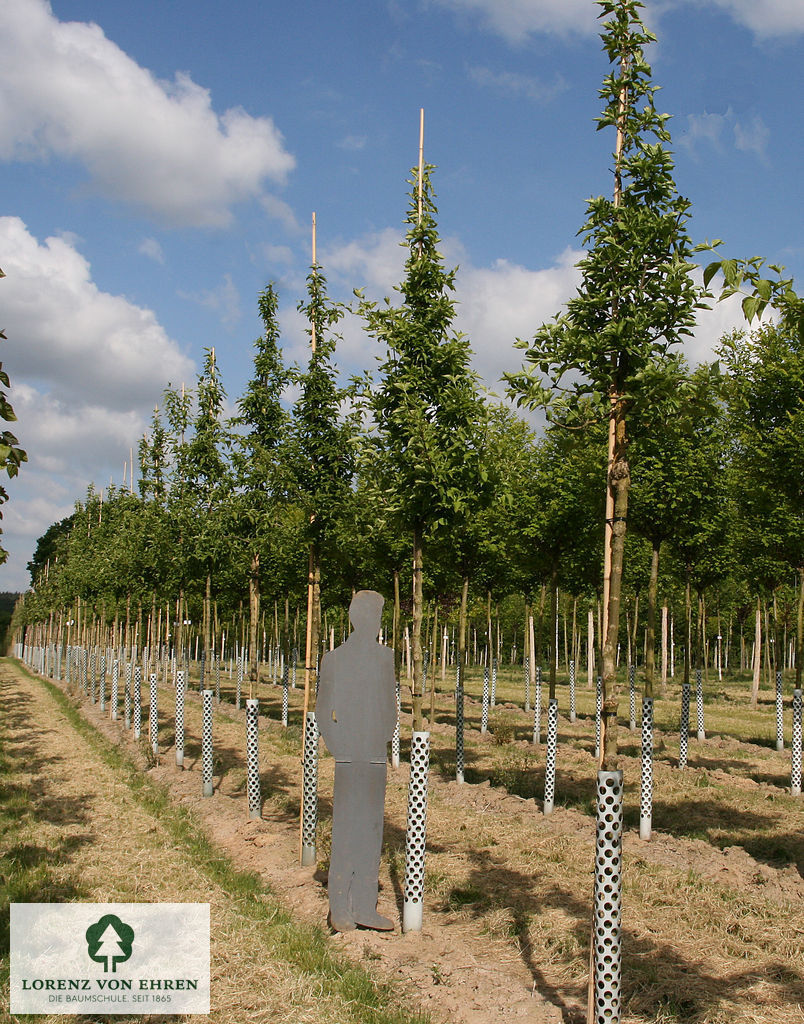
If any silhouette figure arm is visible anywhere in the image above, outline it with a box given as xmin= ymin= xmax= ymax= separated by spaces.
xmin=317 ymin=650 xmax=342 ymax=757
xmin=381 ymin=648 xmax=397 ymax=741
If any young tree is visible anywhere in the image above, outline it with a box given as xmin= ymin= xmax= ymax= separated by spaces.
xmin=184 ymin=349 xmax=233 ymax=673
xmin=290 ymin=256 xmax=355 ymax=714
xmin=718 ymin=322 xmax=804 ymax=685
xmin=358 ymin=161 xmax=489 ymax=731
xmin=628 ymin=361 xmax=723 ymax=697
xmin=506 ymin=0 xmax=708 ymax=768
xmin=230 ymin=284 xmax=292 ymax=694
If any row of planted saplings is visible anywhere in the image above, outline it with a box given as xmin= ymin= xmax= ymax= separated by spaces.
xmin=17 ymin=638 xmax=270 ymax=813
xmin=20 ymin=632 xmax=804 ymax=832
xmin=17 ymin=635 xmax=804 ymax=963
xmin=21 ymin=631 xmax=804 ymax=838
xmin=481 ymin=656 xmax=804 ymax=826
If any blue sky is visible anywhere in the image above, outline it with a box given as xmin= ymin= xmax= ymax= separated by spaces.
xmin=1 ymin=0 xmax=802 ymax=591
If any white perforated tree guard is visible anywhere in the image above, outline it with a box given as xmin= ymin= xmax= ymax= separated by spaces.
xmin=100 ymin=654 xmax=107 ymax=710
xmin=533 ymin=666 xmax=542 ymax=745
xmin=149 ymin=672 xmax=158 ymax=756
xmin=595 ymin=676 xmax=602 ymax=760
xmin=403 ymin=730 xmax=430 ymax=933
xmin=524 ymin=656 xmax=530 ymax=713
xmin=640 ymin=697 xmax=653 ymax=841
xmin=543 ymin=698 xmax=559 ymax=815
xmin=202 ymin=689 xmax=214 ymax=797
xmin=124 ymin=663 xmax=132 ymax=730
xmin=491 ymin=658 xmax=497 ymax=708
xmin=215 ymin=655 xmax=221 ymax=703
xmin=696 ymin=669 xmax=705 ymax=741
xmin=593 ymin=770 xmax=623 ymax=1024
xmin=292 ymin=648 xmax=298 ymax=689
xmin=236 ymin=658 xmax=243 ymax=709
xmin=455 ymin=666 xmax=465 ymax=784
xmin=301 ymin=711 xmax=319 ymax=865
xmin=391 ymin=680 xmax=401 ymax=769
xmin=679 ymin=683 xmax=691 ymax=769
xmin=90 ymin=651 xmax=97 ymax=704
xmin=133 ymin=666 xmax=142 ymax=741
xmin=569 ymin=659 xmax=576 ymax=723
xmin=776 ymin=671 xmax=784 ymax=752
xmin=175 ymin=670 xmax=186 ymax=767
xmin=110 ymin=660 xmax=119 ymax=721
xmin=246 ymin=698 xmax=261 ymax=819
xmin=628 ymin=663 xmax=636 ymax=732
xmin=481 ymin=665 xmax=490 ymax=735
xmin=281 ymin=662 xmax=289 ymax=727
xmin=792 ymin=689 xmax=802 ymax=796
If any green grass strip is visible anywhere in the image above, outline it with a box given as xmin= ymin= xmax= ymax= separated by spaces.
xmin=5 ymin=660 xmax=431 ymax=1024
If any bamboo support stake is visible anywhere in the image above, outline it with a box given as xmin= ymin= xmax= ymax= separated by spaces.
xmin=300 ymin=212 xmax=319 ymax=863
xmin=417 ymin=108 xmax=424 ymax=227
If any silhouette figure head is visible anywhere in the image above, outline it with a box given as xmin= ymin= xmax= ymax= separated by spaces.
xmin=349 ymin=590 xmax=384 ymax=638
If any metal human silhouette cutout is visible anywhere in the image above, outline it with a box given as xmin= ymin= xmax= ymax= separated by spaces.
xmin=317 ymin=590 xmax=397 ymax=931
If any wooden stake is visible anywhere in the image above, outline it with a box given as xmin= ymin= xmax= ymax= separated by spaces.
xmin=311 ymin=212 xmax=317 ymax=354
xmin=417 ymin=108 xmax=425 ymax=226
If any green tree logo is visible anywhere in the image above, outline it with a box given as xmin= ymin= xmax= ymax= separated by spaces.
xmin=85 ymin=914 xmax=134 ymax=973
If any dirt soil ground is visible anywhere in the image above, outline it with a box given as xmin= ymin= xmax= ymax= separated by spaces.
xmin=8 ymin=660 xmax=804 ymax=1024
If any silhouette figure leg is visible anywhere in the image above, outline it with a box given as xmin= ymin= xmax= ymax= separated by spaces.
xmin=329 ymin=761 xmax=358 ymax=930
xmin=329 ymin=761 xmax=392 ymax=931
xmin=351 ymin=762 xmax=392 ymax=929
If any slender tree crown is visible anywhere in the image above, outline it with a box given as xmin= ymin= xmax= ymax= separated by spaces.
xmin=291 ymin=265 xmax=355 ymax=549
xmin=231 ymin=283 xmax=291 ymax=495
xmin=506 ymin=0 xmax=707 ymax=427
xmin=359 ymin=164 xmax=489 ymax=534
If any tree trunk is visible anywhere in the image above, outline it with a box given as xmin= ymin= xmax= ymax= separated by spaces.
xmin=302 ymin=545 xmax=320 ymax=714
xmin=644 ymin=540 xmax=660 ymax=699
xmin=684 ymin=575 xmax=692 ymax=688
xmin=411 ymin=524 xmax=424 ymax=731
xmin=535 ymin=584 xmax=546 ymax=672
xmin=459 ymin=576 xmax=469 ymax=680
xmin=549 ymin=567 xmax=558 ymax=700
xmin=797 ymin=567 xmax=804 ymax=688
xmin=393 ymin=568 xmax=401 ymax=680
xmin=248 ymin=551 xmax=260 ymax=699
xmin=429 ymin=600 xmax=439 ymax=723
xmin=751 ymin=597 xmax=761 ymax=707
xmin=601 ymin=406 xmax=630 ymax=771
xmin=587 ymin=605 xmax=595 ymax=688
xmin=571 ymin=596 xmax=578 ymax=670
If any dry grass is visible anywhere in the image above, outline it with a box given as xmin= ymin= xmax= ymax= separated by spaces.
xmin=14 ymin=654 xmax=804 ymax=1024
xmin=241 ymin=659 xmax=804 ymax=1024
xmin=0 ymin=663 xmax=429 ymax=1024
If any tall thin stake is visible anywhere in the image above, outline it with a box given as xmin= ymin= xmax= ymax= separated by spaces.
xmin=300 ymin=212 xmax=318 ymax=863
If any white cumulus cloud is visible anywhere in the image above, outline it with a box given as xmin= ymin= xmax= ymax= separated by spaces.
xmin=0 ymin=217 xmax=194 ymax=406
xmin=468 ymin=66 xmax=568 ymax=103
xmin=138 ymin=238 xmax=166 ymax=265
xmin=0 ymin=0 xmax=295 ymax=227
xmin=705 ymin=0 xmax=804 ymax=36
xmin=680 ymin=108 xmax=770 ymax=162
xmin=0 ymin=216 xmax=196 ymax=591
xmin=430 ymin=0 xmax=600 ymax=41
